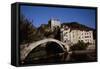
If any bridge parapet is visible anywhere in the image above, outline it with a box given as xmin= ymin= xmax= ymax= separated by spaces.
xmin=20 ymin=38 xmax=70 ymax=61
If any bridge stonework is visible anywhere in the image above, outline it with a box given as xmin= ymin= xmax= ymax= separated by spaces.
xmin=20 ymin=38 xmax=70 ymax=61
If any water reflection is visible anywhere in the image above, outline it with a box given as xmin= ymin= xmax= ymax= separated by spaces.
xmin=22 ymin=42 xmax=97 ymax=65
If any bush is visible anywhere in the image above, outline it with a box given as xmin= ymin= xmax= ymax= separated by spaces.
xmin=70 ymin=41 xmax=88 ymax=51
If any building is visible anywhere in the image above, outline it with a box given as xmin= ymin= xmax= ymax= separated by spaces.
xmin=48 ymin=19 xmax=94 ymax=44
xmin=49 ymin=19 xmax=61 ymax=31
xmin=61 ymin=23 xmax=94 ymax=44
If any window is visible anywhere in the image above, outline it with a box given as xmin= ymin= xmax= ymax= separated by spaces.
xmin=73 ymin=35 xmax=74 ymax=38
xmin=87 ymin=33 xmax=88 ymax=35
xmin=85 ymin=36 xmax=89 ymax=38
xmin=81 ymin=33 xmax=83 ymax=35
xmin=66 ymin=35 xmax=68 ymax=37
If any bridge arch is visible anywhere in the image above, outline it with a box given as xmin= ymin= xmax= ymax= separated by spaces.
xmin=20 ymin=38 xmax=69 ymax=61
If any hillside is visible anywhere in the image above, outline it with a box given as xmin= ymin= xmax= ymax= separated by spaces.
xmin=61 ymin=22 xmax=95 ymax=31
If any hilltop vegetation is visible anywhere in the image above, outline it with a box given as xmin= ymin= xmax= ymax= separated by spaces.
xmin=62 ymin=22 xmax=96 ymax=40
xmin=62 ymin=22 xmax=94 ymax=31
xmin=19 ymin=15 xmax=60 ymax=45
xmin=20 ymin=15 xmax=37 ymax=44
xmin=20 ymin=15 xmax=96 ymax=45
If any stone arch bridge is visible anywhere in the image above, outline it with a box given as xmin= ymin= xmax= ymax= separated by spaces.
xmin=20 ymin=38 xmax=70 ymax=61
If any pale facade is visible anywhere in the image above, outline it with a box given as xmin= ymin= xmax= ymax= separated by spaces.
xmin=61 ymin=25 xmax=94 ymax=44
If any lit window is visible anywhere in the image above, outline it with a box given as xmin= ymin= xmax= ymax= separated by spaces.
xmin=81 ymin=33 xmax=83 ymax=35
xmin=73 ymin=35 xmax=74 ymax=38
xmin=85 ymin=36 xmax=89 ymax=38
xmin=87 ymin=33 xmax=88 ymax=35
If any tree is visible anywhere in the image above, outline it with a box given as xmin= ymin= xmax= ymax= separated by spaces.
xmin=70 ymin=41 xmax=88 ymax=51
xmin=20 ymin=15 xmax=37 ymax=44
xmin=53 ymin=26 xmax=61 ymax=40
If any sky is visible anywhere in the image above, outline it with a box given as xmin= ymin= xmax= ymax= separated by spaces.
xmin=20 ymin=5 xmax=96 ymax=29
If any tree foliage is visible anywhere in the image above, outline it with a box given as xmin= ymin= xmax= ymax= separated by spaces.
xmin=70 ymin=41 xmax=88 ymax=51
xmin=62 ymin=22 xmax=94 ymax=31
xmin=20 ymin=15 xmax=37 ymax=44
